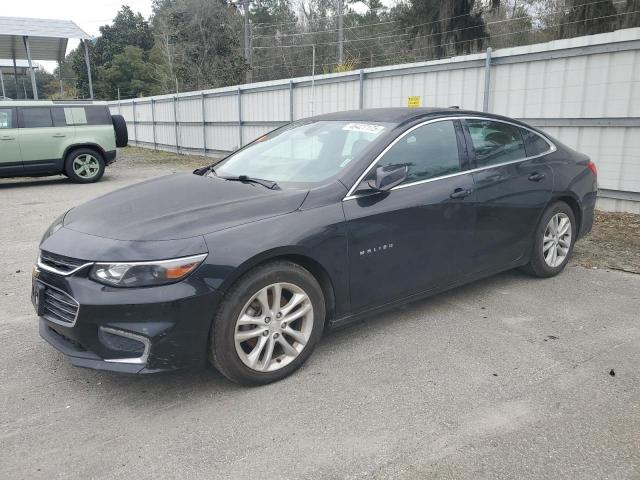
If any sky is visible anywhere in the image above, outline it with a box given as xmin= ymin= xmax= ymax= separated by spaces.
xmin=2 ymin=0 xmax=154 ymax=72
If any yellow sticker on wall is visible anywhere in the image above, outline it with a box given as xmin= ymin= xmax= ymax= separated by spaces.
xmin=407 ymin=96 xmax=421 ymax=108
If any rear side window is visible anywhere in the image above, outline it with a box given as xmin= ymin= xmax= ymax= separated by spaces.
xmin=52 ymin=107 xmax=67 ymax=127
xmin=377 ymin=120 xmax=460 ymax=184
xmin=85 ymin=106 xmax=111 ymax=125
xmin=0 ymin=108 xmax=14 ymax=129
xmin=20 ymin=107 xmax=53 ymax=128
xmin=466 ymin=119 xmax=526 ymax=167
xmin=520 ymin=128 xmax=551 ymax=157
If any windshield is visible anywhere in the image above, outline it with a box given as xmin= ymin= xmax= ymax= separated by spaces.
xmin=214 ymin=120 xmax=392 ymax=183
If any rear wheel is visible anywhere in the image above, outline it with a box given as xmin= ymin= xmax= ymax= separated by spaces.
xmin=210 ymin=261 xmax=325 ymax=385
xmin=524 ymin=201 xmax=576 ymax=278
xmin=65 ymin=148 xmax=105 ymax=183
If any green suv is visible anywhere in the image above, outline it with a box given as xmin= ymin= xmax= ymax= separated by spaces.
xmin=0 ymin=101 xmax=128 ymax=183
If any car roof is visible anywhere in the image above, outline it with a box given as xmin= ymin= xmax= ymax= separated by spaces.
xmin=311 ymin=107 xmax=528 ymax=127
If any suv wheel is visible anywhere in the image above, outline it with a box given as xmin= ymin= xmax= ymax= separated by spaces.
xmin=524 ymin=201 xmax=576 ymax=278
xmin=65 ymin=148 xmax=105 ymax=183
xmin=210 ymin=261 xmax=325 ymax=385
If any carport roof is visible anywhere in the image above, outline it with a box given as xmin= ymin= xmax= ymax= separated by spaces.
xmin=0 ymin=59 xmax=36 ymax=74
xmin=0 ymin=16 xmax=91 ymax=62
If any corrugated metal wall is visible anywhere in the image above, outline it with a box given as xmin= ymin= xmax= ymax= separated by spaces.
xmin=108 ymin=28 xmax=640 ymax=212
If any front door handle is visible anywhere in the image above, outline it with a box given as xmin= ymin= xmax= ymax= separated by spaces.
xmin=52 ymin=133 xmax=66 ymax=138
xmin=0 ymin=135 xmax=15 ymax=140
xmin=528 ymin=172 xmax=545 ymax=182
xmin=450 ymin=188 xmax=472 ymax=199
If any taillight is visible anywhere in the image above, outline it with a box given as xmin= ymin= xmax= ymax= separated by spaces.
xmin=587 ymin=160 xmax=597 ymax=177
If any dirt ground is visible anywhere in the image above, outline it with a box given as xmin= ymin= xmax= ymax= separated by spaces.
xmin=572 ymin=211 xmax=640 ymax=274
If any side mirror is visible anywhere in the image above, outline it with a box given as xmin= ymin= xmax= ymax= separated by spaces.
xmin=357 ymin=165 xmax=408 ymax=193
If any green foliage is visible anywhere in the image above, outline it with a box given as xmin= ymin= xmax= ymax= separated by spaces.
xmin=98 ymin=46 xmax=159 ymax=99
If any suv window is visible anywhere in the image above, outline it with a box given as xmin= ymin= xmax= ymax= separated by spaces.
xmin=466 ymin=119 xmax=526 ymax=167
xmin=52 ymin=107 xmax=67 ymax=127
xmin=520 ymin=128 xmax=551 ymax=157
xmin=0 ymin=108 xmax=14 ymax=129
xmin=20 ymin=107 xmax=53 ymax=128
xmin=85 ymin=106 xmax=111 ymax=125
xmin=376 ymin=120 xmax=460 ymax=184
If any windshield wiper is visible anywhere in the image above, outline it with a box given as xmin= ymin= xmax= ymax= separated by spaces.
xmin=220 ymin=175 xmax=279 ymax=190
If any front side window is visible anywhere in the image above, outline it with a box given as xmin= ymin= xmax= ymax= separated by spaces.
xmin=375 ymin=120 xmax=461 ymax=185
xmin=466 ymin=119 xmax=526 ymax=167
xmin=0 ymin=108 xmax=13 ymax=129
xmin=21 ymin=107 xmax=53 ymax=128
xmin=215 ymin=120 xmax=392 ymax=183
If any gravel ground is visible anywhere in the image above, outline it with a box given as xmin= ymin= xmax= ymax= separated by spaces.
xmin=1 ymin=147 xmax=639 ymax=480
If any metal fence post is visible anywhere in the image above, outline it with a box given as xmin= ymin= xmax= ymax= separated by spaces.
xmin=359 ymin=69 xmax=365 ymax=109
xmin=132 ymin=100 xmax=138 ymax=146
xmin=237 ymin=86 xmax=243 ymax=148
xmin=483 ymin=47 xmax=492 ymax=113
xmin=201 ymin=92 xmax=207 ymax=157
xmin=151 ymin=98 xmax=157 ymax=151
xmin=173 ymin=95 xmax=180 ymax=154
xmin=289 ymin=80 xmax=294 ymax=122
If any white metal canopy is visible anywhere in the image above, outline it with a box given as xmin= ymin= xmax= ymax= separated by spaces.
xmin=0 ymin=17 xmax=93 ymax=99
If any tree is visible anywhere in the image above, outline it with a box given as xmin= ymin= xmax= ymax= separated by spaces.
xmin=98 ymin=46 xmax=159 ymax=99
xmin=392 ymin=0 xmax=489 ymax=60
xmin=152 ymin=0 xmax=248 ymax=90
xmin=560 ymin=0 xmax=618 ymax=38
xmin=70 ymin=6 xmax=155 ymax=98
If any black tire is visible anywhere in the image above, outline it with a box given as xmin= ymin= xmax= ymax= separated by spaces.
xmin=64 ymin=148 xmax=106 ymax=183
xmin=111 ymin=114 xmax=129 ymax=147
xmin=524 ymin=201 xmax=576 ymax=278
xmin=210 ymin=260 xmax=326 ymax=386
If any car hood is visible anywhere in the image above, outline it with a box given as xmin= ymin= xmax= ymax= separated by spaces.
xmin=63 ymin=173 xmax=309 ymax=241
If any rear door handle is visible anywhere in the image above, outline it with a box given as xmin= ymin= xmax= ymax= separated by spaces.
xmin=528 ymin=172 xmax=545 ymax=182
xmin=0 ymin=135 xmax=15 ymax=140
xmin=450 ymin=188 xmax=472 ymax=199
xmin=52 ymin=133 xmax=66 ymax=138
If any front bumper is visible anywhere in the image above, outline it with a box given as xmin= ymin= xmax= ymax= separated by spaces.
xmin=34 ymin=265 xmax=222 ymax=374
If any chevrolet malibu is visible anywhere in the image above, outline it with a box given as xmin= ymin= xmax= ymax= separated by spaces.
xmin=33 ymin=108 xmax=597 ymax=385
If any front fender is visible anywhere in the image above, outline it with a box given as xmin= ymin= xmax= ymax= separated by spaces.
xmin=201 ymin=204 xmax=350 ymax=315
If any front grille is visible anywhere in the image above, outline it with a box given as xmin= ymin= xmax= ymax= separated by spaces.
xmin=39 ymin=251 xmax=87 ymax=274
xmin=42 ymin=287 xmax=79 ymax=325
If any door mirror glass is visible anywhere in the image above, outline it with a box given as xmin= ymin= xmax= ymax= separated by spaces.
xmin=357 ymin=164 xmax=408 ymax=193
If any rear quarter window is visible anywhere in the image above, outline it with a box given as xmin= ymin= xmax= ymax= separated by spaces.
xmin=85 ymin=106 xmax=111 ymax=125
xmin=520 ymin=128 xmax=552 ymax=157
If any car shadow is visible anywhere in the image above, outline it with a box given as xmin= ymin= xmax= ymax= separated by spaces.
xmin=0 ymin=175 xmax=71 ymax=189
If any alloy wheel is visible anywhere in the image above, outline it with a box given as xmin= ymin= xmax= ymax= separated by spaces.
xmin=543 ymin=212 xmax=572 ymax=268
xmin=234 ymin=282 xmax=314 ymax=372
xmin=72 ymin=154 xmax=100 ymax=178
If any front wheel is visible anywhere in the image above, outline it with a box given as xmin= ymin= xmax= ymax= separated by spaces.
xmin=65 ymin=148 xmax=105 ymax=183
xmin=524 ymin=201 xmax=576 ymax=278
xmin=210 ymin=261 xmax=325 ymax=385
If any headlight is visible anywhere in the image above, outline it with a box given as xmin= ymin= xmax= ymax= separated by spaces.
xmin=89 ymin=254 xmax=207 ymax=287
xmin=40 ymin=211 xmax=68 ymax=244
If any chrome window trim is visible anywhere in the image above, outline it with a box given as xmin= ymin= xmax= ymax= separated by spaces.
xmin=34 ymin=278 xmax=81 ymax=328
xmin=343 ymin=116 xmax=556 ymax=201
xmin=37 ymin=253 xmax=94 ymax=277
xmin=102 ymin=327 xmax=151 ymax=365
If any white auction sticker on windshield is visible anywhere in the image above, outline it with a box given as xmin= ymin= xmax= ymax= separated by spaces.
xmin=342 ymin=123 xmax=385 ymax=134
